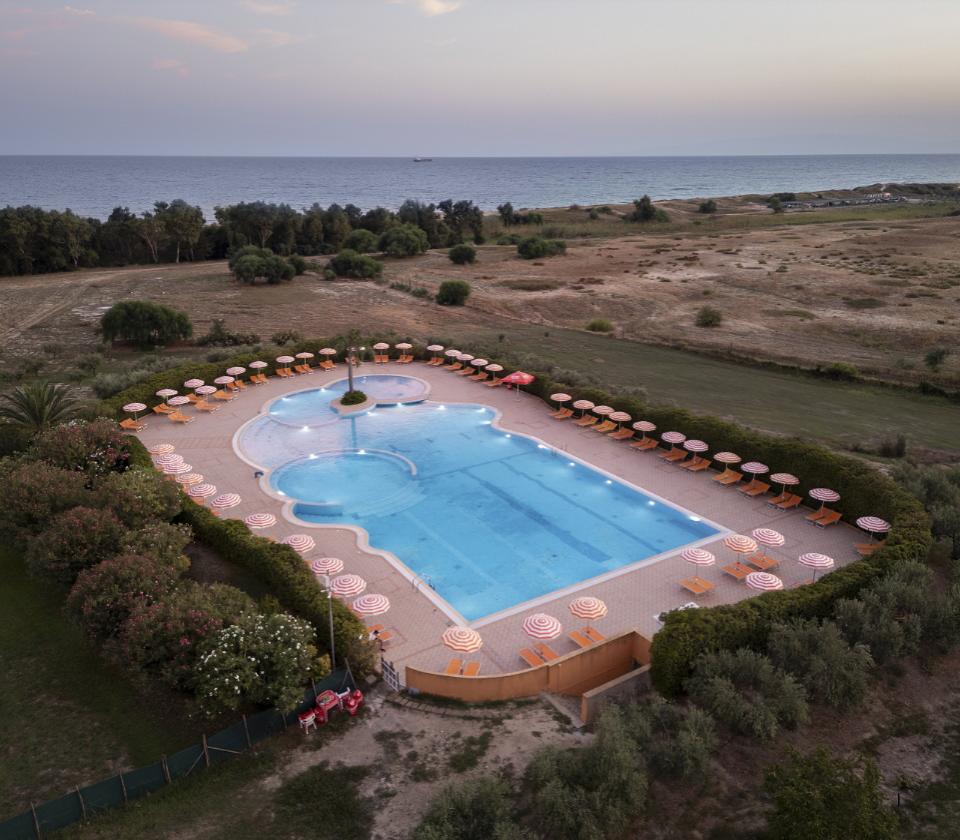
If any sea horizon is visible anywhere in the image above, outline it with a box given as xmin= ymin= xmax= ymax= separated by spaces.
xmin=2 ymin=153 xmax=958 ymax=221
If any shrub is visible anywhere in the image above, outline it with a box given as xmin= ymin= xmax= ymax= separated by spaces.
xmin=413 ymin=777 xmax=525 ymax=840
xmin=925 ymin=346 xmax=950 ymax=371
xmin=0 ymin=383 xmax=82 ymax=435
xmin=517 ymin=236 xmax=566 ymax=260
xmin=68 ymin=554 xmax=182 ymax=641
xmin=436 ymin=279 xmax=471 ymax=306
xmin=621 ymin=697 xmax=717 ymax=780
xmin=768 ymin=196 xmax=785 ymax=214
xmin=95 ymin=468 xmax=182 ymax=529
xmin=32 ymin=418 xmax=131 ymax=485
xmin=626 ymin=195 xmax=669 ymax=223
xmin=196 ymin=319 xmax=260 ymax=347
xmin=288 ymin=253 xmax=308 ymax=275
xmin=0 ymin=461 xmax=89 ymax=535
xmin=823 ymin=361 xmax=859 ymax=381
xmin=765 ymin=748 xmax=898 ymax=840
xmin=121 ymin=520 xmax=193 ymax=566
xmin=448 ymin=243 xmax=477 ymax=265
xmin=698 ymin=199 xmax=718 ymax=214
xmin=877 ymin=434 xmax=907 ymax=458
xmin=25 ymin=506 xmax=125 ymax=584
xmin=893 ymin=463 xmax=960 ymax=560
xmin=342 ymin=229 xmax=380 ymax=253
xmin=766 ymin=619 xmax=873 ymax=709
xmin=695 ymin=305 xmax=723 ymax=328
xmin=685 ymin=649 xmax=808 ymax=741
xmin=340 ymin=389 xmax=367 ymax=406
xmin=100 ymin=300 xmax=192 ymax=348
xmin=496 ymin=233 xmax=522 ymax=246
xmin=115 ymin=582 xmax=255 ymax=692
xmin=325 ymin=249 xmax=383 ymax=279
xmin=228 ymin=245 xmax=296 ymax=284
xmin=195 ymin=612 xmax=325 ymax=715
xmin=586 ymin=318 xmax=613 ymax=332
xmin=378 ymin=223 xmax=429 ymax=257
xmin=271 ymin=329 xmax=303 ymax=345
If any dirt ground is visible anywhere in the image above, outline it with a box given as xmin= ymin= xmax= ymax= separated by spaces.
xmin=1 ymin=209 xmax=958 ymax=385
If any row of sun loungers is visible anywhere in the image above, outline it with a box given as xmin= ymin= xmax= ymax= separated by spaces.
xmin=375 ymin=354 xmax=413 ymax=364
xmin=445 ymin=659 xmax=481 ymax=676
xmin=518 ymin=626 xmax=606 ymax=668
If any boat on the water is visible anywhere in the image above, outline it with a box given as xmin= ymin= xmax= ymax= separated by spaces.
xmin=412 ymin=157 xmax=433 ymax=162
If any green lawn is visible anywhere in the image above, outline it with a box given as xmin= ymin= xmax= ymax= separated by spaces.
xmin=0 ymin=548 xmax=198 ymax=819
xmin=461 ymin=325 xmax=960 ymax=453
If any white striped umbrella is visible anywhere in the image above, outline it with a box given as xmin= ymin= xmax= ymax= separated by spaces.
xmin=168 ymin=396 xmax=190 ymax=406
xmin=373 ymin=342 xmax=390 ymax=350
xmin=550 ymin=393 xmax=572 ymax=403
xmin=442 ymin=626 xmax=483 ymax=653
xmin=187 ymin=483 xmax=217 ymax=498
xmin=741 ymin=462 xmax=769 ymax=476
xmin=282 ymin=534 xmax=316 ymax=554
xmin=724 ymin=534 xmax=758 ymax=556
xmin=681 ymin=547 xmax=716 ymax=566
xmin=153 ymin=453 xmax=184 ymax=466
xmin=319 ymin=348 xmax=337 ymax=356
xmin=444 ymin=348 xmax=460 ymax=358
xmin=572 ymin=399 xmax=595 ymax=416
xmin=684 ymin=439 xmax=708 ymax=453
xmin=395 ymin=343 xmax=412 ymax=351
xmin=310 ymin=556 xmax=344 ymax=576
xmin=210 ymin=493 xmax=241 ymax=509
xmin=123 ymin=402 xmax=147 ymax=419
xmin=426 ymin=344 xmax=444 ymax=352
xmin=214 ymin=376 xmax=235 ymax=386
xmin=276 ymin=355 xmax=295 ymax=364
xmin=856 ymin=516 xmax=891 ymax=542
xmin=569 ymin=596 xmax=608 ymax=621
xmin=770 ymin=473 xmax=799 ymax=494
xmin=296 ymin=352 xmax=315 ymax=360
xmin=196 ymin=385 xmax=217 ymax=396
xmin=226 ymin=366 xmax=246 ymax=376
xmin=471 ymin=359 xmax=489 ymax=368
xmin=163 ymin=462 xmax=193 ymax=475
xmin=330 ymin=574 xmax=366 ymax=597
xmin=522 ymin=613 xmax=562 ymax=640
xmin=485 ymin=364 xmax=503 ymax=373
xmin=457 ymin=353 xmax=475 ymax=362
xmin=799 ymin=551 xmax=835 ymax=581
xmin=148 ymin=443 xmax=176 ymax=455
xmin=633 ymin=420 xmax=656 ymax=435
xmin=714 ymin=452 xmax=742 ymax=464
xmin=593 ymin=405 xmax=614 ymax=416
xmin=175 ymin=472 xmax=204 ymax=485
xmin=746 ymin=572 xmax=784 ymax=591
xmin=661 ymin=431 xmax=686 ymax=451
xmin=155 ymin=389 xmax=178 ymax=400
xmin=752 ymin=528 xmax=785 ymax=548
xmin=609 ymin=412 xmax=632 ymax=428
xmin=353 ymin=593 xmax=390 ymax=616
xmin=249 ymin=360 xmax=268 ymax=369
xmin=809 ymin=488 xmax=840 ymax=512
xmin=244 ymin=513 xmax=277 ymax=529
xmin=184 ymin=378 xmax=204 ymax=389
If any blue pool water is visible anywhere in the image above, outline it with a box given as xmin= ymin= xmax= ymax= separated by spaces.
xmin=268 ymin=375 xmax=428 ymax=426
xmin=241 ymin=380 xmax=719 ymax=621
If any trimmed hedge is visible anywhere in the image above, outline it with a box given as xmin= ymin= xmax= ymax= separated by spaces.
xmin=108 ymin=339 xmax=933 ymax=695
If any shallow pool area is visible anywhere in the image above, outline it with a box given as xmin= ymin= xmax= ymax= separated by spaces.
xmin=240 ymin=378 xmax=721 ymax=622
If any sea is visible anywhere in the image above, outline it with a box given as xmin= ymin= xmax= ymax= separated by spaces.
xmin=1 ymin=154 xmax=958 ymax=221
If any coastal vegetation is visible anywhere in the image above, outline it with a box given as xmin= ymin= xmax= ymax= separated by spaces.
xmin=448 ymin=243 xmax=477 ymax=264
xmin=325 ymin=249 xmax=384 ymax=279
xmin=517 ymin=236 xmax=567 ymax=259
xmin=228 ymin=244 xmax=301 ymax=285
xmin=436 ymin=279 xmax=471 ymax=306
xmin=100 ymin=300 xmax=193 ymax=348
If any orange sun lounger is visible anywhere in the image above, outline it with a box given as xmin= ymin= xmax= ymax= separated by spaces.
xmin=591 ymin=420 xmax=617 ymax=434
xmin=682 ymin=457 xmax=712 ymax=472
xmin=745 ymin=552 xmax=779 ymax=570
xmin=681 ymin=575 xmax=715 ymax=596
xmin=661 ymin=448 xmax=688 ymax=463
xmin=551 ymin=407 xmax=574 ymax=420
xmin=168 ymin=412 xmax=194 ymax=424
xmin=485 ymin=377 xmax=503 ymax=387
xmin=630 ymin=437 xmax=658 ymax=451
xmin=119 ymin=418 xmax=144 ymax=431
xmin=714 ymin=469 xmax=742 ymax=485
xmin=462 ymin=661 xmax=481 ymax=677
xmin=583 ymin=626 xmax=605 ymax=643
xmin=535 ymin=643 xmax=560 ymax=662
xmin=739 ymin=480 xmax=770 ymax=497
xmin=519 ymin=648 xmax=544 ymax=668
xmin=569 ymin=630 xmax=593 ymax=649
xmin=773 ymin=494 xmax=802 ymax=510
xmin=608 ymin=428 xmax=634 ymax=441
xmin=814 ymin=510 xmax=842 ymax=527
xmin=721 ymin=561 xmax=752 ymax=581
xmin=574 ymin=415 xmax=599 ymax=428
xmin=445 ymin=659 xmax=463 ymax=675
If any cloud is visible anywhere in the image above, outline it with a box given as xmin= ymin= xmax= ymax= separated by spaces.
xmin=242 ymin=0 xmax=295 ymax=14
xmin=152 ymin=57 xmax=189 ymax=77
xmin=256 ymin=28 xmax=303 ymax=48
xmin=130 ymin=17 xmax=247 ymax=53
xmin=62 ymin=5 xmax=95 ymax=15
xmin=418 ymin=0 xmax=462 ymax=15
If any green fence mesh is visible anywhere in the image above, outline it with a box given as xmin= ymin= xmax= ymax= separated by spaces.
xmin=0 ymin=668 xmax=354 ymax=840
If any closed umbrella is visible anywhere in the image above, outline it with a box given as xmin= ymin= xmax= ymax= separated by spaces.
xmin=799 ymin=551 xmax=835 ymax=581
xmin=746 ymin=572 xmax=784 ymax=591
xmin=330 ymin=574 xmax=366 ymax=597
xmin=244 ymin=513 xmax=277 ymax=529
xmin=442 ymin=626 xmax=483 ymax=653
xmin=353 ymin=593 xmax=390 ymax=616
xmin=522 ymin=613 xmax=562 ymax=640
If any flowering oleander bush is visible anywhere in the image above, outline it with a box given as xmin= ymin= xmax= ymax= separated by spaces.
xmin=68 ymin=554 xmax=182 ymax=641
xmin=95 ymin=467 xmax=182 ymax=528
xmin=25 ymin=506 xmax=125 ymax=584
xmin=0 ymin=461 xmax=89 ymax=536
xmin=32 ymin=418 xmax=131 ymax=485
xmin=194 ymin=612 xmax=327 ymax=715
xmin=120 ymin=520 xmax=193 ymax=567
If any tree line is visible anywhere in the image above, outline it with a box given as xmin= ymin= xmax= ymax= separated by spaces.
xmin=0 ymin=198 xmax=487 ymax=277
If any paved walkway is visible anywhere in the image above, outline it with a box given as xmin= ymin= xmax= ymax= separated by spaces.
xmin=137 ymin=361 xmax=861 ymax=680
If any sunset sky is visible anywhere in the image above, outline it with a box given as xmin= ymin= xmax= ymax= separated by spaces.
xmin=1 ymin=0 xmax=958 ymax=155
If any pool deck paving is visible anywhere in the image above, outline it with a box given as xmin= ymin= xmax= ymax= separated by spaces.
xmin=137 ymin=361 xmax=862 ymax=681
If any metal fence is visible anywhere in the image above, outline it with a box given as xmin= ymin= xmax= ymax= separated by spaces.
xmin=0 ymin=668 xmax=355 ymax=840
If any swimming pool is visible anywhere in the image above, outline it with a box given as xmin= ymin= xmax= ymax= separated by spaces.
xmin=268 ymin=375 xmax=429 ymax=426
xmin=239 ymin=378 xmax=721 ymax=622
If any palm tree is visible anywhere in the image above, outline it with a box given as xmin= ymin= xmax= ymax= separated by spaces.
xmin=0 ymin=383 xmax=80 ymax=435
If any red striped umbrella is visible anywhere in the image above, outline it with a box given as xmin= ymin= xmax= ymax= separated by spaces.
xmin=809 ymin=487 xmax=840 ymax=512
xmin=249 ymin=360 xmax=268 ymax=369
xmin=681 ymin=547 xmax=716 ymax=566
xmin=122 ymin=402 xmax=147 ymax=420
xmin=282 ymin=534 xmax=316 ymax=554
xmin=752 ymin=528 xmax=785 ymax=548
xmin=319 ymin=348 xmax=336 ymax=357
xmin=310 ymin=556 xmax=344 ymax=576
xmin=632 ymin=420 xmax=656 ymax=435
xmin=296 ymin=352 xmax=315 ymax=360
xmin=210 ymin=493 xmax=241 ymax=510
xmin=684 ymin=439 xmax=708 ymax=453
xmin=226 ymin=366 xmax=246 ymax=376
xmin=353 ymin=593 xmax=390 ymax=616
xmin=609 ymin=411 xmax=632 ymax=427
xmin=244 ymin=513 xmax=277 ymax=529
xmin=213 ymin=376 xmax=235 ymax=386
xmin=395 ymin=343 xmax=412 ymax=351
xmin=426 ymin=344 xmax=444 ymax=352
xmin=770 ymin=473 xmax=799 ymax=494
xmin=799 ymin=551 xmax=835 ymax=581
xmin=502 ymin=371 xmax=535 ymax=386
xmin=471 ymin=359 xmax=489 ymax=368
xmin=572 ymin=400 xmax=595 ymax=416
xmin=741 ymin=462 xmax=769 ymax=476
xmin=746 ymin=572 xmax=784 ymax=591
xmin=184 ymin=378 xmax=204 ymax=389
xmin=661 ymin=431 xmax=686 ymax=445
xmin=724 ymin=534 xmax=758 ymax=556
xmin=276 ymin=355 xmax=295 ymax=365
xmin=163 ymin=462 xmax=193 ymax=475
xmin=196 ymin=385 xmax=217 ymax=396
xmin=168 ymin=396 xmax=190 ymax=406
xmin=486 ymin=364 xmax=503 ymax=373
xmin=175 ymin=472 xmax=204 ymax=486
xmin=521 ymin=613 xmax=562 ymax=640
xmin=187 ymin=483 xmax=217 ymax=499
xmin=442 ymin=626 xmax=483 ymax=653
xmin=148 ymin=443 xmax=176 ymax=455
xmin=444 ymin=349 xmax=460 ymax=358
xmin=569 ymin=596 xmax=607 ymax=621
xmin=154 ymin=453 xmax=184 ymax=466
xmin=155 ymin=389 xmax=178 ymax=400
xmin=373 ymin=342 xmax=390 ymax=350
xmin=551 ymin=393 xmax=572 ymax=403
xmin=856 ymin=516 xmax=891 ymax=541
xmin=457 ymin=353 xmax=474 ymax=362
xmin=593 ymin=405 xmax=614 ymax=416
xmin=330 ymin=574 xmax=366 ymax=597
xmin=714 ymin=452 xmax=742 ymax=464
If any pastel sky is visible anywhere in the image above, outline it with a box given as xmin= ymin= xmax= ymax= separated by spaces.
xmin=1 ymin=0 xmax=958 ymax=155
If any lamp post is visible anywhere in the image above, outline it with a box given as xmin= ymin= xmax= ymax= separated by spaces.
xmin=324 ymin=574 xmax=336 ymax=668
